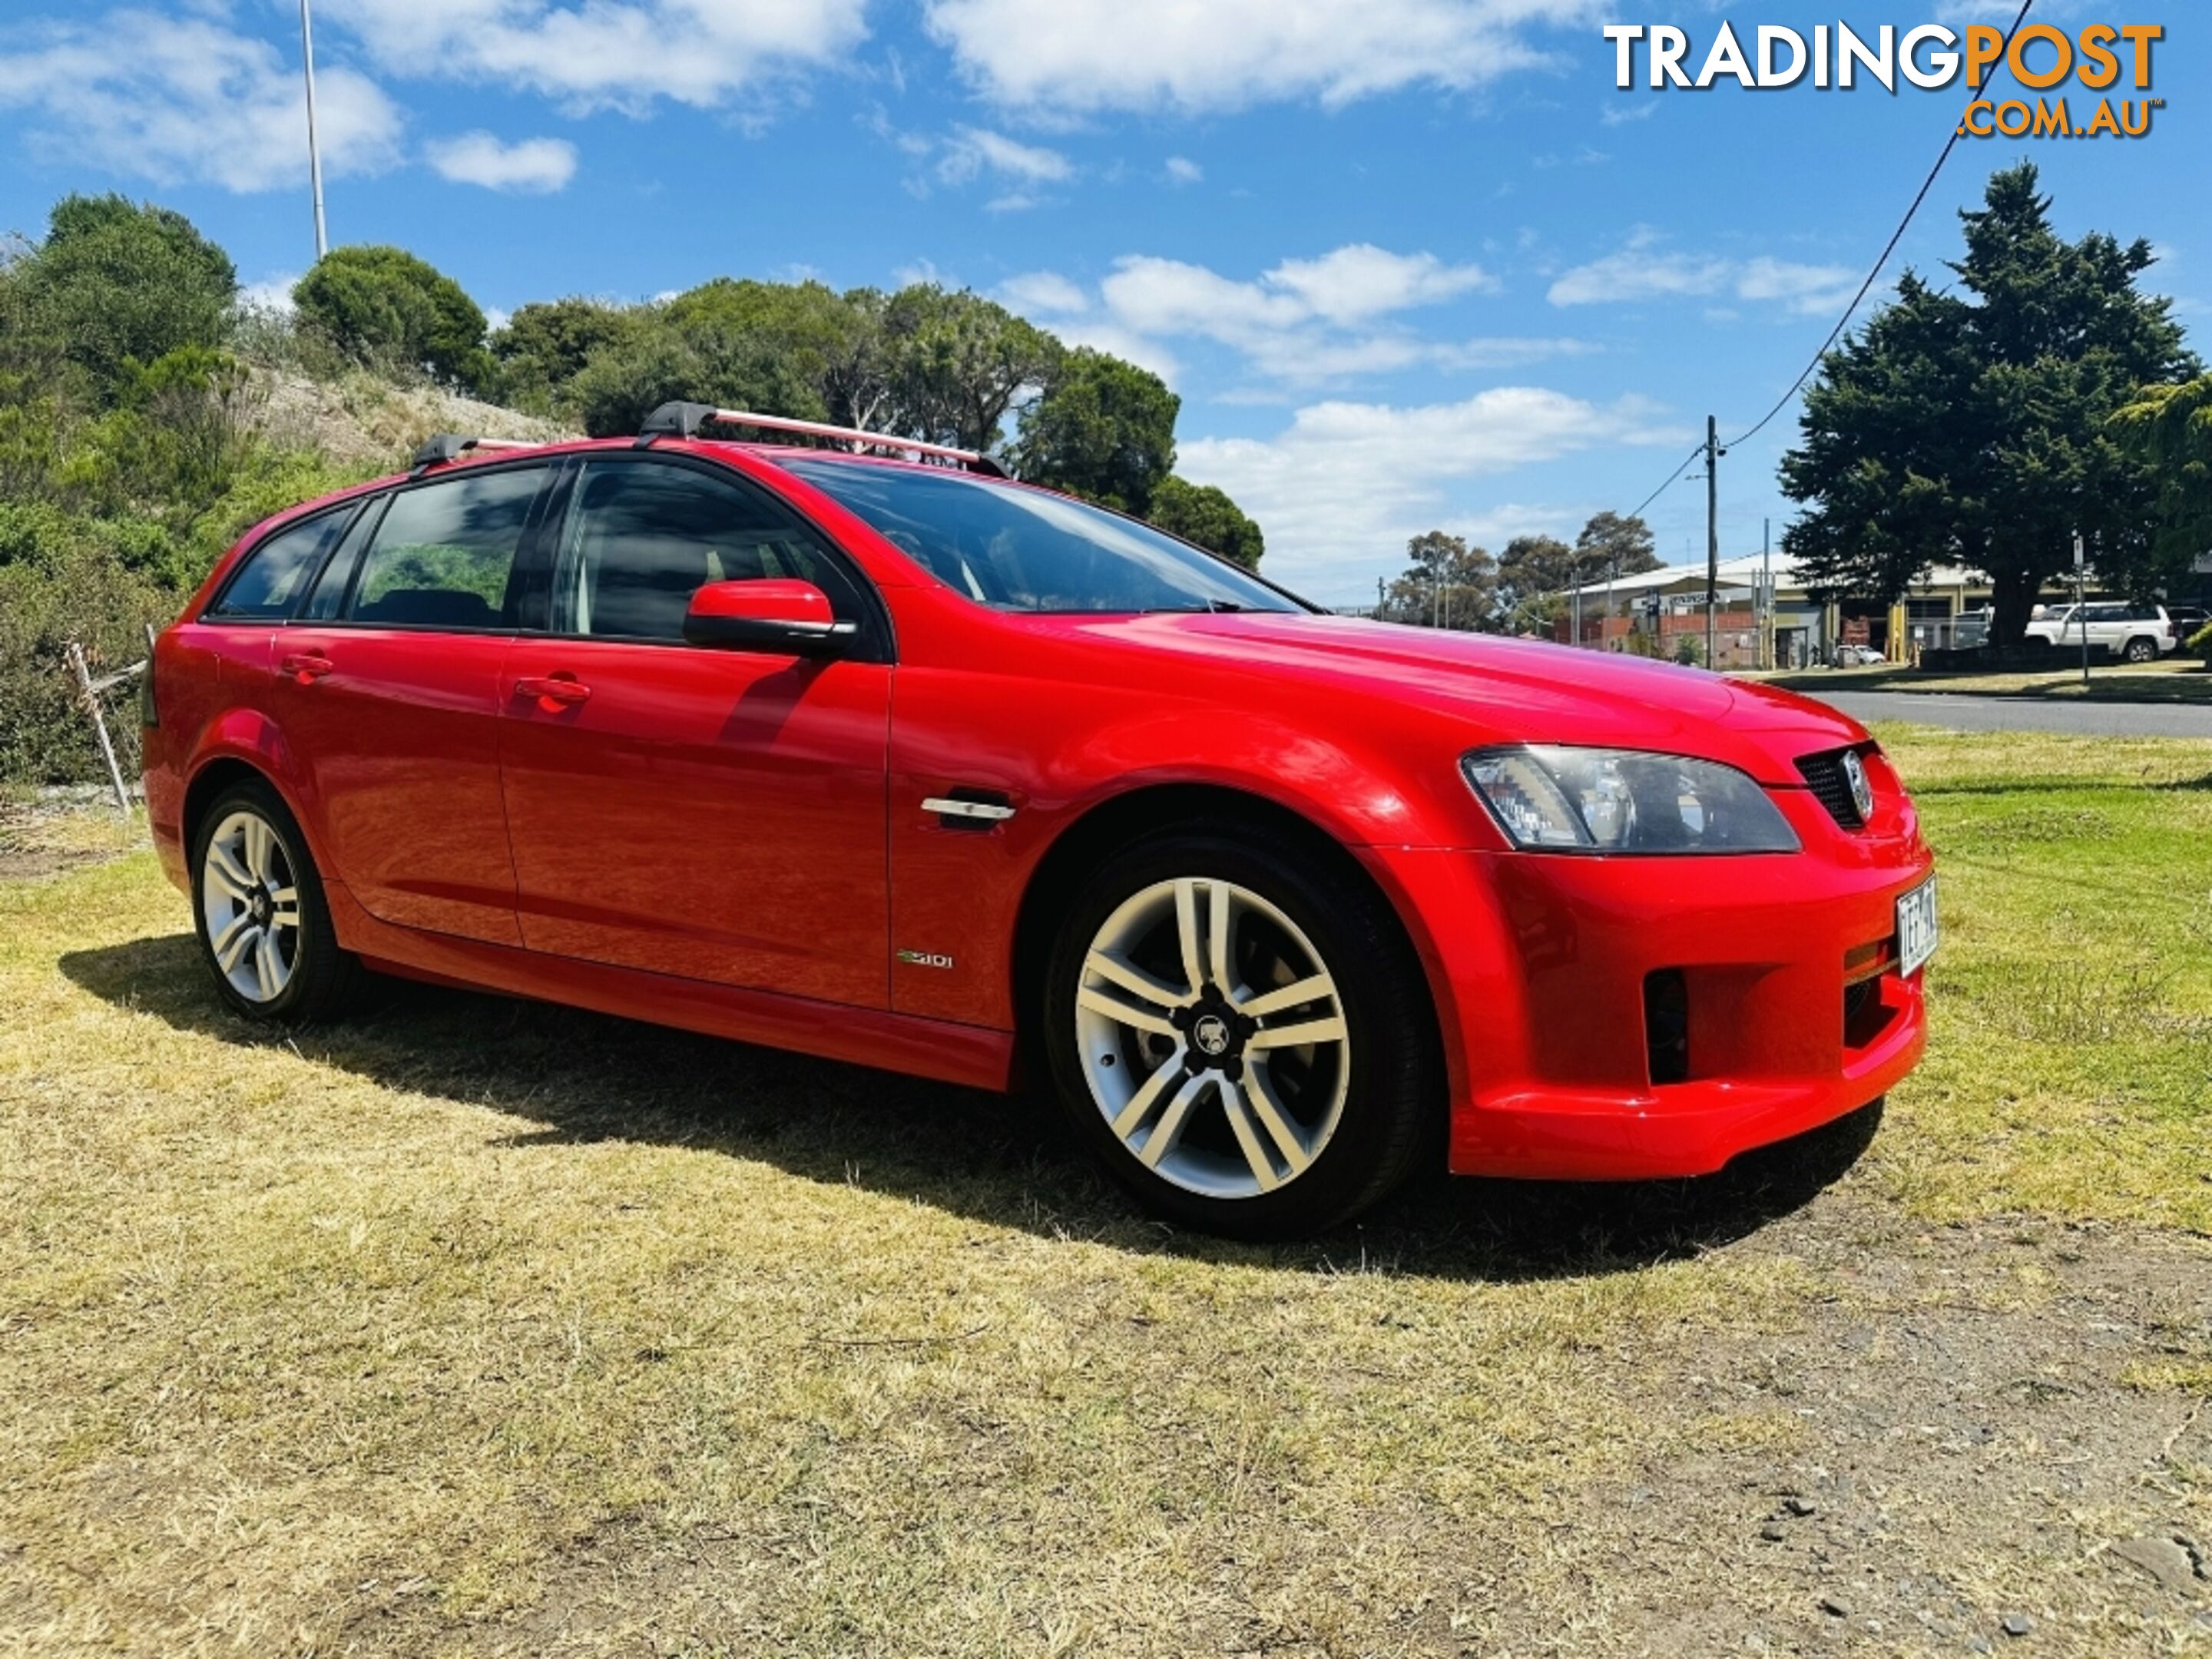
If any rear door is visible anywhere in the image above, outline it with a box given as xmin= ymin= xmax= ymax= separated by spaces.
xmin=267 ymin=462 xmax=555 ymax=945
xmin=496 ymin=453 xmax=894 ymax=1007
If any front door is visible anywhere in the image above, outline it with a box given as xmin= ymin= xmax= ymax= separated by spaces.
xmin=497 ymin=453 xmax=894 ymax=1008
xmin=267 ymin=462 xmax=552 ymax=945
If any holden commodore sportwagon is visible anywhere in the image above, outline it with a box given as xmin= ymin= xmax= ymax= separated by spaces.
xmin=141 ymin=404 xmax=1936 ymax=1238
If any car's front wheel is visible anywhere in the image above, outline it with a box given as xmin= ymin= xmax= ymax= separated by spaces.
xmin=191 ymin=780 xmax=358 ymax=1024
xmin=1042 ymin=827 xmax=1438 ymax=1238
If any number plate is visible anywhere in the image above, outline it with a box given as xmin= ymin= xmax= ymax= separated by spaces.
xmin=1895 ymin=876 xmax=1939 ymax=979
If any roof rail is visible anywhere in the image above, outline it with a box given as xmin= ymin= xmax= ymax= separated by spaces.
xmin=634 ymin=402 xmax=1008 ymax=477
xmin=408 ymin=433 xmax=536 ymax=477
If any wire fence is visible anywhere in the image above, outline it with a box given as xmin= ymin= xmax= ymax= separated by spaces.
xmin=64 ymin=634 xmax=148 ymax=813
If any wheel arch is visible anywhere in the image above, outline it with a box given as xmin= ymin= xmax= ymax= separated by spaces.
xmin=1008 ymin=781 xmax=1448 ymax=1091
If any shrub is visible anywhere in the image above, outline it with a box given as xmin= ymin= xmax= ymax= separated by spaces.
xmin=1147 ymin=475 xmax=1265 ymax=571
xmin=293 ymin=247 xmax=495 ymax=394
xmin=0 ymin=513 xmax=181 ymax=783
xmin=1013 ymin=349 xmax=1178 ymax=515
xmin=10 ymin=195 xmax=237 ymax=403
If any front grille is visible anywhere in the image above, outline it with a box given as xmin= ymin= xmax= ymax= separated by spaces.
xmin=1796 ymin=747 xmax=1867 ymax=830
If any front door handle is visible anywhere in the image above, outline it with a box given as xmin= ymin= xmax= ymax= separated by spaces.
xmin=515 ymin=673 xmax=591 ymax=708
xmin=280 ymin=652 xmax=334 ymax=684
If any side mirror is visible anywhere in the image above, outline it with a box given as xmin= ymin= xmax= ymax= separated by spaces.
xmin=683 ymin=579 xmax=856 ymax=657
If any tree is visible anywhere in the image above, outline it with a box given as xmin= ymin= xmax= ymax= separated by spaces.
xmin=1782 ymin=163 xmax=2197 ymax=650
xmin=1495 ymin=534 xmax=1577 ymax=630
xmin=11 ymin=194 xmax=236 ymax=402
xmin=490 ymin=298 xmax=640 ymax=416
xmin=1575 ymin=511 xmax=1661 ymax=581
xmin=1147 ymin=475 xmax=1264 ymax=570
xmin=1013 ymin=349 xmax=1179 ymax=514
xmin=883 ymin=286 xmax=1057 ymax=454
xmin=1386 ymin=531 xmax=1498 ymax=628
xmin=2110 ymin=377 xmax=2212 ymax=568
xmin=293 ymin=246 xmax=495 ymax=394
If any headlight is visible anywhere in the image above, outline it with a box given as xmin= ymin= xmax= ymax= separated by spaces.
xmin=1462 ymin=746 xmax=1800 ymax=855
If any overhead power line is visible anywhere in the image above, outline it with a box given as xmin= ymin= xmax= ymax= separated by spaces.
xmin=1725 ymin=0 xmax=2037 ymax=449
xmin=1611 ymin=0 xmax=2038 ymax=524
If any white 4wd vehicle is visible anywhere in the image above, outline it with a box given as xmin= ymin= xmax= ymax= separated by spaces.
xmin=2025 ymin=602 xmax=2178 ymax=664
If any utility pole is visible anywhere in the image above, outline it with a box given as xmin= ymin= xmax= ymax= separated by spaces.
xmin=1761 ymin=518 xmax=1772 ymax=671
xmin=300 ymin=0 xmax=329 ymax=262
xmin=2075 ymin=531 xmax=2088 ymax=685
xmin=1704 ymin=415 xmax=1721 ymax=670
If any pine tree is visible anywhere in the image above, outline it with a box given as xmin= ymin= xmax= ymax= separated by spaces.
xmin=1781 ymin=163 xmax=2195 ymax=650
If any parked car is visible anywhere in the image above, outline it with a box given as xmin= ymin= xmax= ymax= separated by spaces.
xmin=2164 ymin=603 xmax=2209 ymax=644
xmin=1833 ymin=643 xmax=1886 ymax=667
xmin=141 ymin=405 xmax=1937 ymax=1237
xmin=2024 ymin=601 xmax=2178 ymax=662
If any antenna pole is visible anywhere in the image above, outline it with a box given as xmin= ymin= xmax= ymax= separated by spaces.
xmin=300 ymin=0 xmax=328 ymax=262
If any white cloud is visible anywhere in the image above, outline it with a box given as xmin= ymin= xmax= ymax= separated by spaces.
xmin=925 ymin=0 xmax=1600 ymax=112
xmin=1164 ymin=155 xmax=1203 ymax=184
xmin=426 ymin=131 xmax=578 ymax=193
xmin=1005 ymin=245 xmax=1517 ymax=389
xmin=240 ymin=274 xmax=301 ymax=316
xmin=939 ymin=124 xmax=1071 ymax=184
xmin=321 ymin=0 xmax=869 ymax=112
xmin=1179 ymin=389 xmax=1685 ymax=594
xmin=1267 ymin=243 xmax=1498 ymax=323
xmin=1548 ymin=230 xmax=1857 ymax=315
xmin=998 ymin=271 xmax=1091 ymax=315
xmin=0 ymin=11 xmax=402 ymax=191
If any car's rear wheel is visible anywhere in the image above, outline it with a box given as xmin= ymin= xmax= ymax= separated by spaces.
xmin=1041 ymin=827 xmax=1438 ymax=1238
xmin=2124 ymin=636 xmax=2158 ymax=664
xmin=192 ymin=780 xmax=358 ymax=1024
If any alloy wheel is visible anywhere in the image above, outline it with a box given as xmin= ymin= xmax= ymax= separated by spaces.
xmin=200 ymin=808 xmax=301 ymax=1004
xmin=1074 ymin=876 xmax=1350 ymax=1200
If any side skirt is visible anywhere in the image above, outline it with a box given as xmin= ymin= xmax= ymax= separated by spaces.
xmin=324 ymin=882 xmax=1016 ymax=1092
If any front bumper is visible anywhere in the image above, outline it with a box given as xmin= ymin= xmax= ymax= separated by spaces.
xmin=1362 ymin=793 xmax=1934 ymax=1182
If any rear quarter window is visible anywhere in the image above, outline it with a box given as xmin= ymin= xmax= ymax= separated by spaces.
xmin=206 ymin=508 xmax=356 ymax=620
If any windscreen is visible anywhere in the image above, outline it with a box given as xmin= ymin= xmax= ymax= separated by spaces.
xmin=776 ymin=458 xmax=1304 ymax=615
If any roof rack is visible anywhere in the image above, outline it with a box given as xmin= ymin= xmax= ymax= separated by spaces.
xmin=408 ymin=433 xmax=536 ymax=477
xmin=634 ymin=402 xmax=1008 ymax=477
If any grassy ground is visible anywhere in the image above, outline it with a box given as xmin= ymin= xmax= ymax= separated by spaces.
xmin=1759 ymin=658 xmax=2212 ymax=704
xmin=2 ymin=731 xmax=2210 ymax=1657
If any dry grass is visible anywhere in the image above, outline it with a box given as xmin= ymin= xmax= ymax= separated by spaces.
xmin=2 ymin=730 xmax=2209 ymax=1656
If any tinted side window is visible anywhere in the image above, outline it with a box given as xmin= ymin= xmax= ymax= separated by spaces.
xmin=548 ymin=459 xmax=874 ymax=643
xmin=348 ymin=467 xmax=544 ymax=630
xmin=208 ymin=508 xmax=355 ymax=619
xmin=300 ymin=498 xmax=382 ymax=621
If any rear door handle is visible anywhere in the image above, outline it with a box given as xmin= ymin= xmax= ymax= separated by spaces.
xmin=280 ymin=652 xmax=334 ymax=683
xmin=515 ymin=673 xmax=591 ymax=707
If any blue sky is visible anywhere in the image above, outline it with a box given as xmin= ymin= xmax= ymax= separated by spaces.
xmin=0 ymin=1 xmax=2198 ymax=602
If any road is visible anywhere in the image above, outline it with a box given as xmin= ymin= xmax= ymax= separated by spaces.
xmin=1817 ymin=690 xmax=2212 ymax=739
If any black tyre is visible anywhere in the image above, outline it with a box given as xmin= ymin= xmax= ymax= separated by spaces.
xmin=190 ymin=780 xmax=359 ymax=1024
xmin=2124 ymin=636 xmax=2157 ymax=664
xmin=1041 ymin=825 xmax=1439 ymax=1238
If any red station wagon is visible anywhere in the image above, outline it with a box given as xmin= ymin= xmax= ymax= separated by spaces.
xmin=141 ymin=404 xmax=1936 ymax=1237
